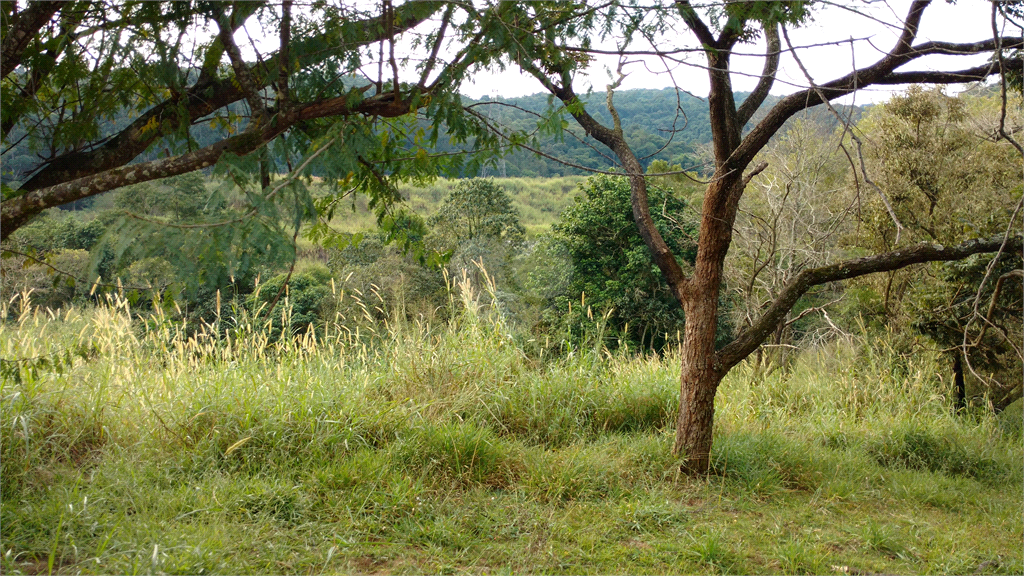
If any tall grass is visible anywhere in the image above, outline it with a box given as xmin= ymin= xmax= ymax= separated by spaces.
xmin=1 ymin=278 xmax=1020 ymax=575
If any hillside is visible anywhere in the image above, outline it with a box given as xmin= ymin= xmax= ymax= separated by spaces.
xmin=1 ymin=88 xmax=865 ymax=186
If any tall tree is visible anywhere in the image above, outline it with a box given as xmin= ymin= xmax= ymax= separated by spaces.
xmin=852 ymin=87 xmax=1023 ymax=408
xmin=0 ymin=0 xmax=518 ymax=241
xmin=492 ymin=0 xmax=1023 ymax=473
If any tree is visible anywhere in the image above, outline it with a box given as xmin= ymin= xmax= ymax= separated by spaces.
xmin=429 ymin=178 xmax=525 ymax=248
xmin=725 ymin=118 xmax=851 ymax=376
xmin=552 ymin=173 xmax=699 ymax=350
xmin=429 ymin=178 xmax=526 ymax=290
xmin=0 ymin=0 xmax=522 ymax=243
xmin=492 ymin=0 xmax=1023 ymax=473
xmin=850 ymin=87 xmax=1023 ymax=408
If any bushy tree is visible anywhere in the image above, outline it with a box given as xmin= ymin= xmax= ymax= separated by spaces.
xmin=429 ymin=179 xmax=525 ymax=248
xmin=910 ymin=254 xmax=1022 ymax=410
xmin=853 ymin=86 xmax=1020 ymax=259
xmin=430 ymin=178 xmax=526 ymax=289
xmin=552 ymin=174 xmax=701 ymax=349
xmin=330 ymin=234 xmax=450 ymax=326
xmin=254 ymin=264 xmax=335 ymax=339
xmin=851 ymin=87 xmax=1023 ymax=408
xmin=115 ymin=173 xmax=221 ymax=221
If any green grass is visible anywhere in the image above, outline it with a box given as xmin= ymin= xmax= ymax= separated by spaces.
xmin=1 ymin=286 xmax=1021 ymax=575
xmin=321 ymin=176 xmax=587 ymax=237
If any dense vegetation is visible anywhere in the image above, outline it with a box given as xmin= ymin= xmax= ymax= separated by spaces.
xmin=3 ymin=86 xmax=1020 ymax=406
xmin=3 ymin=86 xmax=1021 ymax=574
xmin=2 ymin=0 xmax=1022 ymax=572
xmin=1 ymin=285 xmax=1020 ymax=574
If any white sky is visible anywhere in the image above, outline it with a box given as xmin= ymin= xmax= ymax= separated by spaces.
xmin=234 ymin=1 xmax=1010 ymax=105
xmin=459 ymin=0 xmax=1004 ymax=104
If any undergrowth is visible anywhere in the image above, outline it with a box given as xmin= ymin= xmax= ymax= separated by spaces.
xmin=1 ymin=278 xmax=1020 ymax=575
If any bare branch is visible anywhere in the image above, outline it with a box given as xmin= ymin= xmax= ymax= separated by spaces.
xmin=992 ymin=1 xmax=1024 ymax=156
xmin=718 ymin=234 xmax=1024 ymax=371
xmin=784 ymin=295 xmax=846 ymax=328
xmin=971 ymin=269 xmax=1024 ymax=347
xmin=736 ymin=9 xmax=1020 ymax=175
xmin=277 ymin=0 xmax=293 ymax=113
xmin=736 ymin=23 xmax=780 ymax=127
xmin=742 ymin=161 xmax=768 ymax=186
xmin=418 ymin=3 xmax=454 ymax=88
xmin=874 ymin=59 xmax=1021 ymax=85
xmin=960 ymin=195 xmax=1024 ymax=383
xmin=217 ymin=7 xmax=268 ymax=124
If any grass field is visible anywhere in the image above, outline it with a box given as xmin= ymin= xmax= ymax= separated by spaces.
xmin=322 ymin=176 xmax=587 ymax=237
xmin=1 ymin=280 xmax=1021 ymax=575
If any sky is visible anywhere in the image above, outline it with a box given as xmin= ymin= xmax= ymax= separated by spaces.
xmin=458 ymin=0 xmax=1007 ymax=104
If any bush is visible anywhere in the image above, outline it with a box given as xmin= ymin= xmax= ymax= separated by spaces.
xmin=254 ymin=263 xmax=335 ymax=337
xmin=331 ymin=234 xmax=450 ymax=326
xmin=0 ymin=249 xmax=94 ymax=310
xmin=867 ymin=427 xmax=1005 ymax=482
xmin=549 ymin=174 xmax=699 ymax=350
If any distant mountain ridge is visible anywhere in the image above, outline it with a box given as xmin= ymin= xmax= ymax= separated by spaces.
xmin=460 ymin=88 xmax=865 ymax=177
xmin=2 ymin=87 xmax=865 ymax=185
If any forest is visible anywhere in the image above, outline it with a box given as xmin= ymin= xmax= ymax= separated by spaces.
xmin=1 ymin=1 xmax=1022 ymax=574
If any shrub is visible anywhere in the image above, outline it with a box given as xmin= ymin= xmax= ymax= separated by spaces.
xmin=0 ymin=249 xmax=93 ymax=310
xmin=549 ymin=174 xmax=701 ymax=350
xmin=254 ymin=263 xmax=334 ymax=337
xmin=867 ymin=427 xmax=1005 ymax=482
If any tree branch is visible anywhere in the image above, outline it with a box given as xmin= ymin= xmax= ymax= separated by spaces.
xmin=216 ymin=7 xmax=268 ymax=124
xmin=732 ymin=7 xmax=1021 ymax=174
xmin=717 ymin=234 xmax=1024 ymax=370
xmin=1 ymin=0 xmax=64 ymax=76
xmin=277 ymin=0 xmax=292 ymax=113
xmin=992 ymin=1 xmax=1024 ymax=156
xmin=418 ymin=3 xmax=454 ymax=89
xmin=516 ymin=58 xmax=693 ymax=301
xmin=874 ymin=59 xmax=1021 ymax=85
xmin=674 ymin=0 xmax=716 ymax=48
xmin=972 ymin=269 xmax=1024 ymax=346
xmin=14 ymin=1 xmax=445 ymax=193
xmin=1 ymin=88 xmax=416 ymax=239
xmin=736 ymin=23 xmax=780 ymax=128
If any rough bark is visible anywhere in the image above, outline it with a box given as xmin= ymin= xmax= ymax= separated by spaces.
xmin=675 ymin=295 xmax=724 ymax=472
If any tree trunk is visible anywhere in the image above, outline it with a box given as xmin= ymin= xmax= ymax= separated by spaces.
xmin=673 ymin=294 xmax=724 ymax=474
xmin=953 ymin=352 xmax=966 ymax=411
